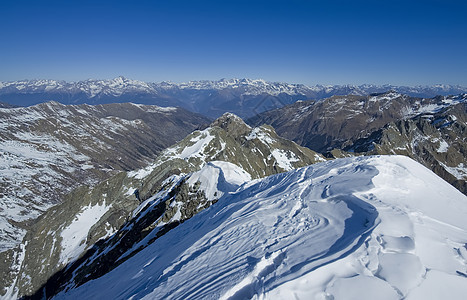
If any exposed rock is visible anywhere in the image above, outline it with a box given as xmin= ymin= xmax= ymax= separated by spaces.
xmin=248 ymin=92 xmax=466 ymax=152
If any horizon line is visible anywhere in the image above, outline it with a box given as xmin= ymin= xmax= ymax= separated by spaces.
xmin=1 ymin=76 xmax=466 ymax=89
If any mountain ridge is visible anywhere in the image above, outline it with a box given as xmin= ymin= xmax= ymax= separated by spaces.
xmin=46 ymin=156 xmax=467 ymax=299
xmin=3 ymin=113 xmax=325 ymax=299
xmin=0 ymin=101 xmax=209 ymax=252
xmin=248 ymin=92 xmax=467 ymax=195
xmin=2 ymin=77 xmax=466 ymax=118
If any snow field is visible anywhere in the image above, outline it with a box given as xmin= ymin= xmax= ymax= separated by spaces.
xmin=54 ymin=156 xmax=467 ymax=300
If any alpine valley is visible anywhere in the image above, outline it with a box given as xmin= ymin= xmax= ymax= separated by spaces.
xmin=0 ymin=78 xmax=466 ymax=300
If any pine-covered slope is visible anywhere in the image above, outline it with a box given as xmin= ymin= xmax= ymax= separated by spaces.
xmin=51 ymin=156 xmax=467 ymax=300
xmin=5 ymin=113 xmax=325 ymax=299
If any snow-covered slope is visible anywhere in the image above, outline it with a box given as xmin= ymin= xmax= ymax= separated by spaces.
xmin=341 ymin=99 xmax=467 ymax=194
xmin=53 ymin=155 xmax=467 ymax=300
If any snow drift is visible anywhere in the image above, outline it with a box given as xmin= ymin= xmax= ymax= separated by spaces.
xmin=55 ymin=156 xmax=467 ymax=300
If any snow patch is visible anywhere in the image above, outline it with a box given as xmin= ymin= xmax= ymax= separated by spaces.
xmin=60 ymin=202 xmax=111 ymax=264
xmin=246 ymin=127 xmax=275 ymax=145
xmin=187 ymin=161 xmax=251 ymax=201
xmin=179 ymin=130 xmax=215 ymax=159
xmin=270 ymin=149 xmax=299 ymax=171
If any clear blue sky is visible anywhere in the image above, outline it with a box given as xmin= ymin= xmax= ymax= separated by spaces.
xmin=1 ymin=0 xmax=466 ymax=86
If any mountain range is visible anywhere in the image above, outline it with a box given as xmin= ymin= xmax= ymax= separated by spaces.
xmin=0 ymin=78 xmax=466 ymax=299
xmin=249 ymin=92 xmax=467 ymax=195
xmin=1 ymin=77 xmax=467 ymax=118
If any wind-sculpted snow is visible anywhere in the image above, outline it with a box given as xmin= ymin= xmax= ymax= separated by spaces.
xmin=53 ymin=156 xmax=467 ymax=299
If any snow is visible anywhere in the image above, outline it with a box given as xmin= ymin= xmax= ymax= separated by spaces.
xmin=0 ymin=133 xmax=92 ymax=249
xmin=406 ymin=270 xmax=467 ymax=300
xmin=401 ymin=94 xmax=467 ymax=118
xmin=1 ymin=242 xmax=27 ymax=299
xmin=53 ymin=156 xmax=467 ymax=300
xmin=1 ymin=99 xmax=173 ymax=250
xmin=246 ymin=127 xmax=275 ymax=145
xmin=440 ymin=162 xmax=467 ymax=180
xmin=179 ymin=130 xmax=215 ymax=159
xmin=326 ymin=276 xmax=399 ymax=300
xmin=129 ymin=103 xmax=177 ymax=113
xmin=125 ymin=187 xmax=137 ymax=197
xmin=437 ymin=139 xmax=449 ymax=152
xmin=187 ymin=161 xmax=251 ymax=201
xmin=128 ymin=162 xmax=159 ymax=180
xmin=59 ymin=202 xmax=111 ymax=264
xmin=270 ymin=149 xmax=299 ymax=171
xmin=369 ymin=92 xmax=402 ymax=102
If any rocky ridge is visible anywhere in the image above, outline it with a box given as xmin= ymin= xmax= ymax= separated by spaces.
xmin=4 ymin=113 xmax=325 ymax=299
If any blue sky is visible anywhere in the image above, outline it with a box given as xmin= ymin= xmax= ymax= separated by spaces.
xmin=1 ymin=0 xmax=466 ymax=86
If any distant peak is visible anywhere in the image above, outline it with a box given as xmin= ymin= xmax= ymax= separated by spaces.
xmin=211 ymin=112 xmax=251 ymax=134
xmin=212 ymin=112 xmax=246 ymax=125
xmin=114 ymin=75 xmax=128 ymax=81
xmin=110 ymin=76 xmax=129 ymax=83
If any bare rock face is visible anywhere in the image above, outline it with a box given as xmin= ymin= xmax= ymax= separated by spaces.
xmin=7 ymin=113 xmax=326 ymax=299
